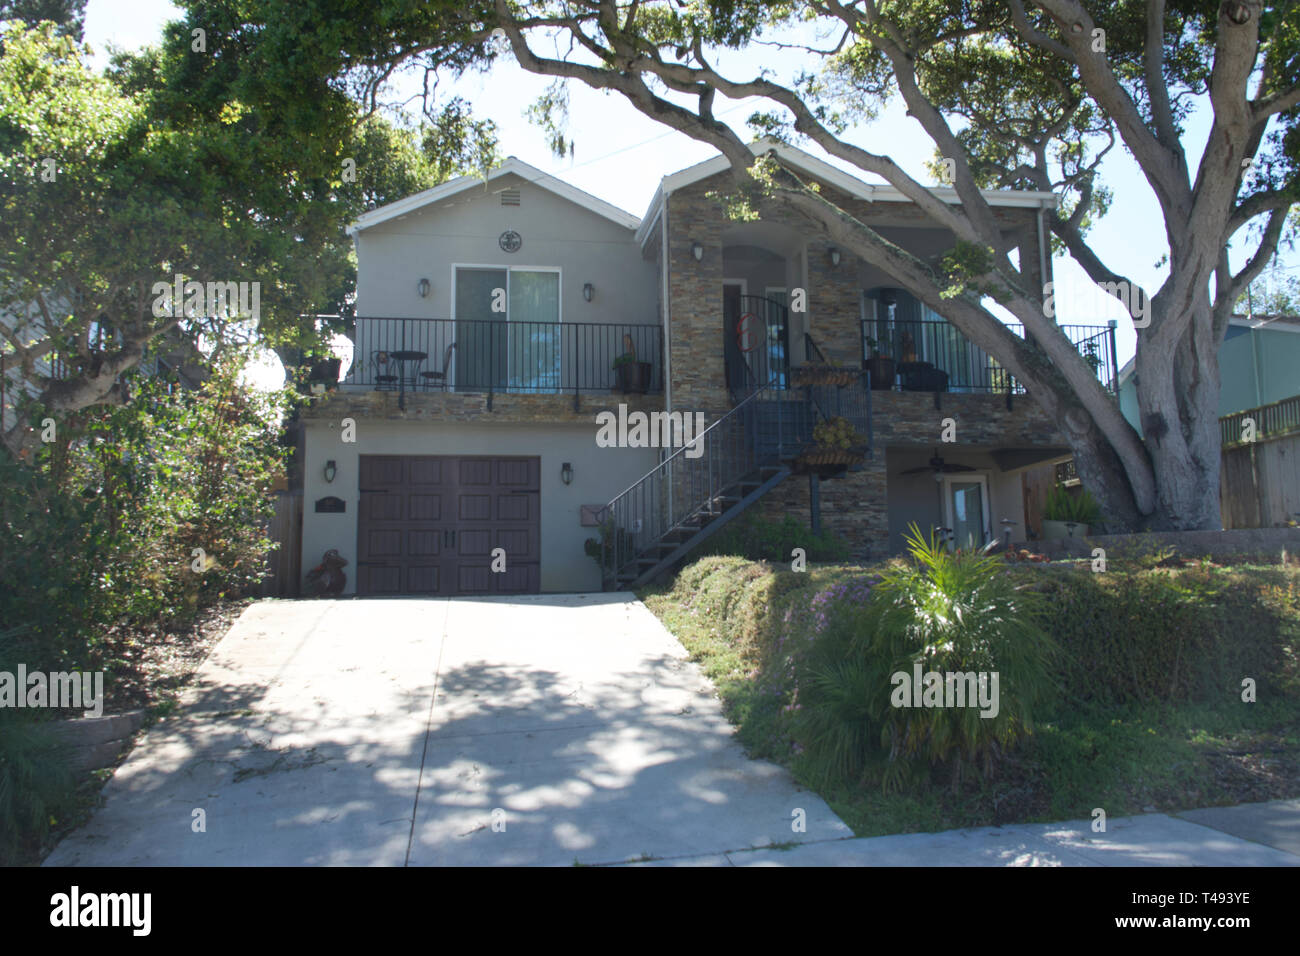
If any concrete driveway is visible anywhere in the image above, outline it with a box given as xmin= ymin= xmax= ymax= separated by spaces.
xmin=45 ymin=594 xmax=850 ymax=866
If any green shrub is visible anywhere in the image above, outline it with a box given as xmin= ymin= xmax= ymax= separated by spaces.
xmin=1043 ymin=484 xmax=1101 ymax=525
xmin=1023 ymin=565 xmax=1295 ymax=709
xmin=696 ymin=512 xmax=853 ymax=564
xmin=793 ymin=525 xmax=1058 ymax=789
xmin=0 ymin=708 xmax=76 ymax=864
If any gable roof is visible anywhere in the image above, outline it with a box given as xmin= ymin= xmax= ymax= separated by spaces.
xmin=636 ymin=138 xmax=1059 ymax=246
xmin=347 ymin=157 xmax=641 ymax=236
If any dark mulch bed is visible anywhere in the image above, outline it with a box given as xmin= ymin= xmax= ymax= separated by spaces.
xmin=90 ymin=599 xmax=251 ymax=714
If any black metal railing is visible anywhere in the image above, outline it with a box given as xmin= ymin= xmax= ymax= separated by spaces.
xmin=725 ymin=295 xmax=791 ymax=393
xmin=596 ymin=379 xmax=812 ymax=586
xmin=348 ymin=316 xmax=663 ymax=399
xmin=861 ymin=317 xmax=1119 ymax=395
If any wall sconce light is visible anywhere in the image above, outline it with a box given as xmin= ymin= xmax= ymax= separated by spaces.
xmin=582 ymin=282 xmax=594 ymax=302
xmin=691 ymin=241 xmax=704 ymax=261
xmin=560 ymin=462 xmax=574 ymax=485
xmin=417 ymin=278 xmax=431 ymax=298
xmin=828 ymin=246 xmax=841 ymax=267
xmin=324 ymin=460 xmax=337 ymax=483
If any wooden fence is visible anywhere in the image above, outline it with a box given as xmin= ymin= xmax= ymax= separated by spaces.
xmin=260 ymin=490 xmax=303 ymax=597
xmin=1220 ymin=394 xmax=1300 ymax=529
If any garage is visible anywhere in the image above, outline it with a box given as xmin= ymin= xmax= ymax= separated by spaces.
xmin=356 ymin=455 xmax=540 ymax=596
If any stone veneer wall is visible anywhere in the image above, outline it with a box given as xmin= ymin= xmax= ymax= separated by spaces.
xmin=665 ymin=169 xmax=1058 ymax=559
xmin=758 ymin=391 xmax=1065 ymax=558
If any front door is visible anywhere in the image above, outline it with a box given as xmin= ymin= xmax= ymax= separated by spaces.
xmin=943 ymin=475 xmax=990 ymax=551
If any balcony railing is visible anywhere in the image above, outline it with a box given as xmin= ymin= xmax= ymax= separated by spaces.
xmin=347 ymin=316 xmax=663 ymax=408
xmin=861 ymin=317 xmax=1120 ymax=395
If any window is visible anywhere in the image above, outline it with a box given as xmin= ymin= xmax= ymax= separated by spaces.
xmin=454 ymin=267 xmax=560 ymax=392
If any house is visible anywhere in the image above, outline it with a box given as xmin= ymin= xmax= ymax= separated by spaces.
xmin=299 ymin=140 xmax=1117 ymax=595
xmin=1117 ymin=313 xmax=1300 ymax=429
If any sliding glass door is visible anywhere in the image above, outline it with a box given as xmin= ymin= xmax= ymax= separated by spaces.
xmin=454 ymin=267 xmax=560 ymax=392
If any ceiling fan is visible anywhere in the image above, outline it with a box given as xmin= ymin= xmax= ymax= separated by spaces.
xmin=899 ymin=448 xmax=978 ymax=476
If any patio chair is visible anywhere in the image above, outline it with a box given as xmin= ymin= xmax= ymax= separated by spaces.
xmin=371 ymin=350 xmax=399 ymax=391
xmin=419 ymin=342 xmax=456 ymax=391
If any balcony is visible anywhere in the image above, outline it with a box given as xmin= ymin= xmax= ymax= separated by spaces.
xmin=346 ymin=316 xmax=664 ymax=409
xmin=862 ymin=317 xmax=1119 ymax=397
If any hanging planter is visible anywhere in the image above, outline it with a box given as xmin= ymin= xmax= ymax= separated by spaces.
xmin=793 ymin=364 xmax=859 ymax=387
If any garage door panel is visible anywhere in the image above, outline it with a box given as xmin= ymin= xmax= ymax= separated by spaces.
xmin=456 ymin=564 xmax=493 ymax=593
xmin=494 ymin=528 xmax=534 ymax=557
xmin=361 ymin=492 xmax=404 ymax=522
xmin=408 ymin=493 xmax=443 ymax=521
xmin=457 ymin=529 xmax=492 ymax=556
xmin=407 ymin=529 xmax=442 ymax=557
xmin=408 ymin=458 xmax=444 ymax=485
xmin=406 ymin=565 xmax=440 ymax=593
xmin=495 ymin=494 xmax=535 ymax=522
xmin=358 ymin=564 xmax=402 ymax=594
xmin=458 ymin=494 xmax=492 ymax=522
xmin=458 ymin=459 xmax=493 ymax=486
xmin=361 ymin=456 xmax=405 ymax=487
xmin=495 ymin=563 xmax=539 ymax=594
xmin=360 ymin=529 xmax=403 ymax=561
xmin=496 ymin=459 xmax=538 ymax=488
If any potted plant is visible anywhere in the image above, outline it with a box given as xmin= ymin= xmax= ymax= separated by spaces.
xmin=584 ymin=517 xmax=634 ymax=577
xmin=612 ymin=335 xmax=652 ymax=393
xmin=863 ymin=337 xmax=895 ymax=391
xmin=1041 ymin=484 xmax=1102 ymax=540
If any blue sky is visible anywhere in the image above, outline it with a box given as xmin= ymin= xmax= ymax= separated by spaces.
xmin=83 ymin=0 xmax=1296 ymax=378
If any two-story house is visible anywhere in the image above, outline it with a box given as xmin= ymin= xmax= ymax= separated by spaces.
xmin=299 ymin=140 xmax=1117 ymax=595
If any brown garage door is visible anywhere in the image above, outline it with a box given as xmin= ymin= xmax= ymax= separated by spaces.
xmin=356 ymin=455 xmax=540 ymax=596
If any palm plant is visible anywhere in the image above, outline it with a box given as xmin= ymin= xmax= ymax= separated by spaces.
xmin=794 ymin=524 xmax=1058 ymax=791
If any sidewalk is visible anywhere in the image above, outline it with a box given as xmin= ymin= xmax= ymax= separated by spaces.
xmin=621 ymin=798 xmax=1300 ymax=866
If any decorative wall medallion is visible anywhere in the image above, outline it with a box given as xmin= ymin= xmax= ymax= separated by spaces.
xmin=498 ymin=230 xmax=523 ymax=253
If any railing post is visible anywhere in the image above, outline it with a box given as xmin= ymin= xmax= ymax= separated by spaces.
xmin=1107 ymin=320 xmax=1119 ymax=393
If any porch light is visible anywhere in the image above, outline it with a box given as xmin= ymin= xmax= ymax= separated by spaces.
xmin=561 ymin=462 xmax=574 ymax=485
xmin=324 ymin=460 xmax=337 ymax=483
xmin=582 ymin=282 xmax=594 ymax=302
xmin=828 ymin=246 xmax=841 ymax=267
xmin=691 ymin=241 xmax=704 ymax=261
xmin=417 ymin=278 xmax=431 ymax=298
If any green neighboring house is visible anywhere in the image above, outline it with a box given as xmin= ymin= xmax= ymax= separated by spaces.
xmin=1117 ymin=313 xmax=1300 ymax=432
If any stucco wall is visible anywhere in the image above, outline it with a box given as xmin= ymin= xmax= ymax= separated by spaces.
xmin=301 ymin=418 xmax=659 ymax=594
xmin=354 ymin=171 xmax=656 ymax=324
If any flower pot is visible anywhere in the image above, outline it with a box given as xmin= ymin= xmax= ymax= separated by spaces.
xmin=1041 ymin=519 xmax=1089 ymax=540
xmin=615 ymin=361 xmax=652 ymax=394
xmin=308 ymin=357 xmax=341 ymax=388
xmin=865 ymin=355 xmax=895 ymax=390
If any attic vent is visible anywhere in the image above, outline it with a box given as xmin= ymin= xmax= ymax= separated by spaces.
xmin=500 ymin=188 xmax=521 ymax=206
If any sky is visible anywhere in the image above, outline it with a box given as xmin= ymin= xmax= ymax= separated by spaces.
xmin=81 ymin=1 xmax=1297 ymax=387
